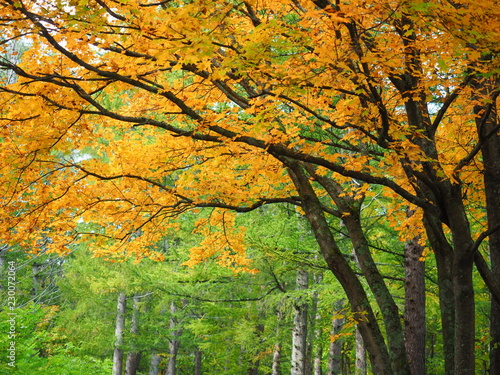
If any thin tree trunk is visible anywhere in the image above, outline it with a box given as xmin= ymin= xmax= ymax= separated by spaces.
xmin=194 ymin=350 xmax=202 ymax=375
xmin=149 ymin=353 xmax=162 ymax=375
xmin=291 ymin=268 xmax=309 ymax=375
xmin=113 ymin=291 xmax=127 ymax=375
xmin=0 ymin=245 xmax=8 ymax=294
xmin=312 ymin=311 xmax=323 ymax=375
xmin=313 ymin=355 xmax=322 ymax=375
xmin=32 ymin=261 xmax=44 ymax=296
xmin=272 ymin=344 xmax=283 ymax=375
xmin=272 ymin=310 xmax=284 ymax=375
xmin=310 ymin=270 xmax=323 ymax=375
xmin=404 ymin=235 xmax=426 ymax=375
xmin=165 ymin=300 xmax=182 ymax=375
xmin=327 ymin=300 xmax=345 ymax=375
xmin=125 ymin=295 xmax=141 ymax=375
xmin=355 ymin=328 xmax=366 ymax=375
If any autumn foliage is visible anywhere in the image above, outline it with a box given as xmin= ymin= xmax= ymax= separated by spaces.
xmin=1 ymin=0 xmax=499 ymax=374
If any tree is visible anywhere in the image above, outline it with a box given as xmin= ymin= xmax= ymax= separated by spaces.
xmin=113 ymin=291 xmax=127 ymax=375
xmin=1 ymin=0 xmax=499 ymax=373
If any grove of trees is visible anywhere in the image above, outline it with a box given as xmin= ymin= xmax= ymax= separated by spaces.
xmin=0 ymin=0 xmax=499 ymax=374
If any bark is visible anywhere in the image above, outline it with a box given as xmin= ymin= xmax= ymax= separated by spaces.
xmin=285 ymin=161 xmax=392 ymax=375
xmin=404 ymin=235 xmax=426 ymax=375
xmin=326 ymin=300 xmax=345 ymax=375
xmin=291 ymin=268 xmax=309 ymax=375
xmin=424 ymin=216 xmax=455 ymax=374
xmin=194 ymin=350 xmax=202 ymax=375
xmin=113 ymin=291 xmax=127 ymax=375
xmin=125 ymin=295 xmax=141 ymax=375
xmin=444 ymin=185 xmax=476 ymax=375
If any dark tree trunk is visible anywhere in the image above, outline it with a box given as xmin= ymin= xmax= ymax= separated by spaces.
xmin=444 ymin=186 xmax=476 ymax=375
xmin=404 ymin=235 xmax=426 ymax=375
xmin=424 ymin=216 xmax=455 ymax=374
xmin=194 ymin=350 xmax=202 ymax=375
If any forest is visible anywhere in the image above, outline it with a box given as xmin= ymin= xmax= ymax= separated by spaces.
xmin=0 ymin=0 xmax=499 ymax=374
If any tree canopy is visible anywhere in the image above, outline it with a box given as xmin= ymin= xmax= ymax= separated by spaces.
xmin=1 ymin=0 xmax=499 ymax=374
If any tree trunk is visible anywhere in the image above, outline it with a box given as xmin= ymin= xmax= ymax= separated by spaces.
xmin=125 ymin=295 xmax=141 ymax=375
xmin=424 ymin=215 xmax=455 ymax=374
xmin=404 ymin=235 xmax=426 ymax=375
xmin=327 ymin=300 xmax=345 ymax=375
xmin=32 ymin=261 xmax=44 ymax=296
xmin=194 ymin=350 xmax=202 ymax=375
xmin=452 ymin=253 xmax=475 ymax=375
xmin=272 ymin=343 xmax=282 ymax=375
xmin=313 ymin=355 xmax=322 ymax=375
xmin=0 ymin=245 xmax=7 ymax=292
xmin=272 ymin=309 xmax=284 ymax=375
xmin=291 ymin=268 xmax=309 ymax=375
xmin=113 ymin=291 xmax=127 ymax=375
xmin=311 ymin=270 xmax=323 ymax=375
xmin=149 ymin=353 xmax=162 ymax=375
xmin=355 ymin=328 xmax=367 ymax=375
xmin=164 ymin=300 xmax=181 ymax=375
xmin=443 ymin=185 xmax=476 ymax=375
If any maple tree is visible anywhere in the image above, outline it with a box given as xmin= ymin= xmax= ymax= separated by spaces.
xmin=1 ymin=0 xmax=499 ymax=374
